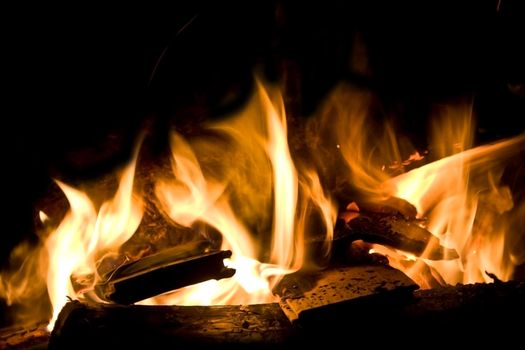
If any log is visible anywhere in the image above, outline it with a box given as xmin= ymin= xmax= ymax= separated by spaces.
xmin=336 ymin=213 xmax=458 ymax=260
xmin=273 ymin=265 xmax=418 ymax=322
xmin=49 ymin=302 xmax=295 ymax=350
xmin=48 ymin=281 xmax=525 ymax=348
xmin=95 ymin=246 xmax=235 ymax=304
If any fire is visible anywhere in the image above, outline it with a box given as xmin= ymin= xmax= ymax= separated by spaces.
xmin=320 ymin=86 xmax=525 ymax=287
xmin=0 ymin=154 xmax=143 ymax=330
xmin=148 ymin=82 xmax=330 ymax=305
xmin=386 ymin=126 xmax=525 ymax=286
xmin=47 ymin=147 xmax=144 ymax=329
xmin=1 ymin=80 xmax=523 ymax=331
xmin=0 ymin=82 xmax=336 ymax=329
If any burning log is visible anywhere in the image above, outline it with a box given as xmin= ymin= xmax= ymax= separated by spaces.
xmin=48 ymin=281 xmax=525 ymax=348
xmin=336 ymin=198 xmax=458 ymax=260
xmin=94 ymin=241 xmax=235 ymax=304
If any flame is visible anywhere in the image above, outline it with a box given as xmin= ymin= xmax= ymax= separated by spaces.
xmin=310 ymin=84 xmax=409 ymax=199
xmin=263 ymin=83 xmax=300 ymax=269
xmin=1 ymin=82 xmax=336 ymax=329
xmin=153 ymin=131 xmax=277 ymax=305
xmin=150 ymin=82 xmax=334 ymax=305
xmin=386 ymin=128 xmax=525 ymax=285
xmin=2 ymin=80 xmax=522 ymax=331
xmin=47 ymin=151 xmax=143 ymax=329
xmin=1 ymin=146 xmax=143 ymax=330
xmin=372 ymin=102 xmax=523 ymax=286
xmin=318 ymin=84 xmax=524 ymax=287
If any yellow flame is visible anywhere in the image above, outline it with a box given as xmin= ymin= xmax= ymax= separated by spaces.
xmin=319 ymin=83 xmax=525 ymax=287
xmin=297 ymin=170 xmax=337 ymax=260
xmin=39 ymin=210 xmax=50 ymax=224
xmin=154 ymin=132 xmax=272 ymax=304
xmin=383 ymin=108 xmax=525 ymax=285
xmin=387 ymin=134 xmax=525 ymax=284
xmin=259 ymin=82 xmax=300 ymax=269
xmin=1 ymin=82 xmax=338 ymax=329
xmin=1 ymin=147 xmax=143 ymax=330
xmin=4 ymin=80 xmax=522 ymax=333
xmin=46 ymin=153 xmax=142 ymax=329
xmin=310 ymin=84 xmax=410 ymax=199
xmin=152 ymin=82 xmax=321 ymax=305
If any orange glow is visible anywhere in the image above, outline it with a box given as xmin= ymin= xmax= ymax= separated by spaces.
xmin=386 ymin=131 xmax=525 ymax=285
xmin=1 ymin=81 xmax=523 ymax=332
xmin=1 ymin=145 xmax=143 ymax=330
xmin=381 ymin=108 xmax=525 ymax=286
xmin=151 ymin=82 xmax=334 ymax=305
xmin=322 ymin=85 xmax=525 ymax=287
xmin=46 ymin=149 xmax=143 ymax=329
xmin=0 ymin=81 xmax=335 ymax=328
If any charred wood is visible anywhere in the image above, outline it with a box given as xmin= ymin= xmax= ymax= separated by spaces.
xmin=95 ymin=242 xmax=235 ymax=304
xmin=49 ymin=281 xmax=525 ymax=348
xmin=336 ymin=201 xmax=458 ymax=259
xmin=49 ymin=302 xmax=295 ymax=350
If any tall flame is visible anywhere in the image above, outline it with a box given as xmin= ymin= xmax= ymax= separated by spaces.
xmin=0 ymin=81 xmax=336 ymax=330
xmin=151 ymin=82 xmax=319 ymax=305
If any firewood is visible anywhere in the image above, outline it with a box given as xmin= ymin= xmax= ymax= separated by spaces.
xmin=336 ymin=211 xmax=459 ymax=260
xmin=0 ymin=323 xmax=49 ymax=350
xmin=306 ymin=197 xmax=458 ymax=262
xmin=48 ymin=281 xmax=525 ymax=348
xmin=355 ymin=196 xmax=418 ymax=219
xmin=273 ymin=265 xmax=418 ymax=322
xmin=49 ymin=302 xmax=294 ymax=349
xmin=95 ymin=241 xmax=235 ymax=304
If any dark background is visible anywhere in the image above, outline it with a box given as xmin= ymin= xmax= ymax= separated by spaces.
xmin=1 ymin=0 xmax=524 ymax=270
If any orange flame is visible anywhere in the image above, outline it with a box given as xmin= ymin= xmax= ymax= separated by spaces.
xmin=1 ymin=145 xmax=143 ymax=330
xmin=47 ymin=150 xmax=143 ymax=329
xmin=386 ymin=127 xmax=525 ymax=285
xmin=316 ymin=84 xmax=524 ymax=287
xmin=150 ymin=82 xmax=333 ymax=305
xmin=0 ymin=82 xmax=336 ymax=329
xmin=1 ymin=80 xmax=522 ymax=332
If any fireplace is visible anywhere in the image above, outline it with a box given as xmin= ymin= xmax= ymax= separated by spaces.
xmin=2 ymin=1 xmax=525 ymax=348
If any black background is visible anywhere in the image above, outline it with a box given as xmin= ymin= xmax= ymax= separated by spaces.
xmin=1 ymin=0 xmax=524 ymax=269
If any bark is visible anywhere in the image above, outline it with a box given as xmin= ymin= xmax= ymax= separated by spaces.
xmin=48 ymin=281 xmax=525 ymax=349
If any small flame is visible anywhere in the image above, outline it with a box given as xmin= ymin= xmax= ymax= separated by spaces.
xmin=39 ymin=210 xmax=50 ymax=224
